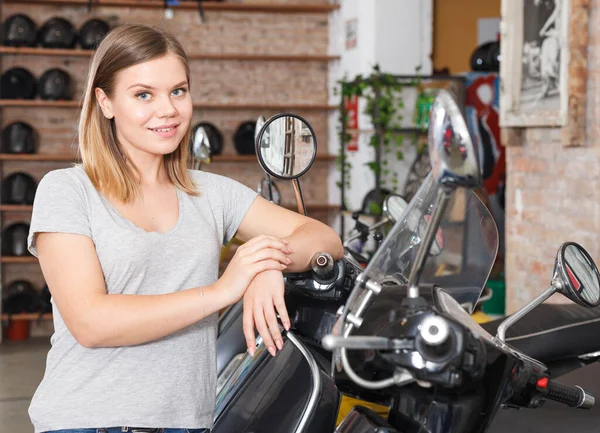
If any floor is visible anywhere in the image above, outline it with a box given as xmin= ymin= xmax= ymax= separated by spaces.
xmin=0 ymin=337 xmax=50 ymax=433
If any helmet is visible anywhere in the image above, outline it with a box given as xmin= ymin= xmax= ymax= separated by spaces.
xmin=233 ymin=120 xmax=257 ymax=155
xmin=0 ymin=67 xmax=36 ymax=100
xmin=79 ymin=18 xmax=110 ymax=50
xmin=38 ymin=68 xmax=73 ymax=100
xmin=1 ymin=122 xmax=37 ymax=154
xmin=470 ymin=41 xmax=500 ymax=72
xmin=38 ymin=17 xmax=77 ymax=49
xmin=1 ymin=14 xmax=37 ymax=47
xmin=191 ymin=122 xmax=223 ymax=156
xmin=2 ymin=222 xmax=31 ymax=257
xmin=2 ymin=172 xmax=38 ymax=205
xmin=2 ymin=280 xmax=38 ymax=315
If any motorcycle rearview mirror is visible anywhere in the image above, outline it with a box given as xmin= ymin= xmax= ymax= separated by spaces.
xmin=553 ymin=242 xmax=600 ymax=307
xmin=429 ymin=89 xmax=480 ymax=190
xmin=254 ymin=115 xmax=266 ymax=142
xmin=255 ymin=113 xmax=317 ymax=216
xmin=191 ymin=126 xmax=212 ymax=169
xmin=497 ymin=242 xmax=600 ymax=342
xmin=382 ymin=194 xmax=408 ymax=223
xmin=404 ymin=90 xmax=480 ymax=300
xmin=254 ymin=115 xmax=278 ymax=203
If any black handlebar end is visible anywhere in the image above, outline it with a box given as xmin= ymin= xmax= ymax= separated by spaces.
xmin=537 ymin=377 xmax=595 ymax=409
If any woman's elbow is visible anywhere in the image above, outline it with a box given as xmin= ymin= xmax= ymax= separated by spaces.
xmin=68 ymin=318 xmax=104 ymax=348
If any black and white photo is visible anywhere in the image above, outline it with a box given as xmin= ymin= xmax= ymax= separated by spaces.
xmin=520 ymin=0 xmax=562 ymax=112
xmin=500 ymin=0 xmax=570 ymax=127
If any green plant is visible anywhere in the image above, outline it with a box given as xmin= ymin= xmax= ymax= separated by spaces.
xmin=336 ymin=65 xmax=425 ymax=213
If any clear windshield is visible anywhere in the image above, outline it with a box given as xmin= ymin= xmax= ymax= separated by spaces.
xmin=346 ymin=172 xmax=499 ymax=317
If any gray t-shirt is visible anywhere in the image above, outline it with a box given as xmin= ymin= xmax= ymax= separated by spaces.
xmin=27 ymin=165 xmax=257 ymax=433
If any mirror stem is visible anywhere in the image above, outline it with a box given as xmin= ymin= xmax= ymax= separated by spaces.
xmin=292 ymin=178 xmax=307 ymax=216
xmin=496 ymin=284 xmax=559 ymax=342
xmin=406 ymin=189 xmax=451 ymax=298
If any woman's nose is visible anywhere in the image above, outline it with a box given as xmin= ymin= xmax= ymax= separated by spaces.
xmin=156 ymin=94 xmax=178 ymax=118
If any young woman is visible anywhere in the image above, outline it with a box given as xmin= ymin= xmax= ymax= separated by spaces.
xmin=27 ymin=24 xmax=343 ymax=433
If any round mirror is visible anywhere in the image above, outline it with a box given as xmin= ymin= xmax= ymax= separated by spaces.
xmin=554 ymin=242 xmax=600 ymax=307
xmin=191 ymin=126 xmax=212 ymax=166
xmin=255 ymin=113 xmax=317 ymax=180
xmin=382 ymin=194 xmax=408 ymax=223
xmin=428 ymin=89 xmax=481 ymax=189
xmin=255 ymin=115 xmax=266 ymax=142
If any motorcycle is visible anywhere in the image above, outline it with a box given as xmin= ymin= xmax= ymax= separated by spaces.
xmin=210 ymin=91 xmax=600 ymax=433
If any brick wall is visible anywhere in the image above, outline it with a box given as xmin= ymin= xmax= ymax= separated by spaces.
xmin=0 ymin=1 xmax=337 ymax=334
xmin=505 ymin=1 xmax=600 ymax=312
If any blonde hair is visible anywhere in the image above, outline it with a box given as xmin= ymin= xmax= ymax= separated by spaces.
xmin=78 ymin=24 xmax=198 ymax=202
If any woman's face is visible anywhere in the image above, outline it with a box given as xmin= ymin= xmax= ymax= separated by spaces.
xmin=97 ymin=53 xmax=192 ymax=160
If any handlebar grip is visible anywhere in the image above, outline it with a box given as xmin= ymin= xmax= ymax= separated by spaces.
xmin=537 ymin=378 xmax=595 ymax=409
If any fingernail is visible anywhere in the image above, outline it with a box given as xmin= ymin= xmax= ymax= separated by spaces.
xmin=284 ymin=322 xmax=290 ymax=331
xmin=286 ymin=257 xmax=292 ymax=264
xmin=276 ymin=340 xmax=283 ymax=350
xmin=268 ymin=346 xmax=276 ymax=356
xmin=281 ymin=264 xmax=287 ymax=269
xmin=287 ymin=246 xmax=295 ymax=253
xmin=248 ymin=347 xmax=255 ymax=357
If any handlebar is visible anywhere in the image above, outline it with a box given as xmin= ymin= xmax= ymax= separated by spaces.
xmin=536 ymin=377 xmax=595 ymax=409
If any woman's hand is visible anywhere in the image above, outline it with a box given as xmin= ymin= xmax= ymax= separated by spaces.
xmin=243 ymin=269 xmax=290 ymax=357
xmin=216 ymin=235 xmax=293 ymax=305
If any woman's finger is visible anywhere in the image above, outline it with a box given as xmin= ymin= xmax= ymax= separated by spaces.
xmin=263 ymin=300 xmax=283 ymax=351
xmin=240 ymin=237 xmax=292 ymax=256
xmin=243 ymin=297 xmax=256 ymax=356
xmin=273 ymin=292 xmax=290 ymax=331
xmin=253 ymin=304 xmax=276 ymax=357
xmin=242 ymin=248 xmax=291 ymax=267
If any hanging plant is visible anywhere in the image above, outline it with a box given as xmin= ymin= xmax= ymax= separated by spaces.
xmin=336 ymin=65 xmax=426 ymax=214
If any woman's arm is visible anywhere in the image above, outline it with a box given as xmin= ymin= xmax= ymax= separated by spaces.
xmin=235 ymin=196 xmax=344 ymax=270
xmin=37 ymin=231 xmax=290 ymax=348
xmin=234 ymin=196 xmax=344 ymax=356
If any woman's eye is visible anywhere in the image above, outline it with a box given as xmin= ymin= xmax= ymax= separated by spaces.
xmin=172 ymin=88 xmax=187 ymax=97
xmin=136 ymin=92 xmax=151 ymax=101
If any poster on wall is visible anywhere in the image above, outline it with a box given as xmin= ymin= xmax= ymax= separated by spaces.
xmin=499 ymin=0 xmax=569 ymax=127
xmin=345 ymin=18 xmax=358 ymax=50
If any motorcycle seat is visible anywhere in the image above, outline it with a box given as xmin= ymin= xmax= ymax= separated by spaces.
xmin=481 ymin=303 xmax=600 ymax=364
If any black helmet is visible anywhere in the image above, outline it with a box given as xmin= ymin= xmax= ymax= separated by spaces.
xmin=1 ymin=122 xmax=37 ymax=154
xmin=79 ymin=18 xmax=110 ymax=50
xmin=0 ymin=67 xmax=36 ymax=100
xmin=2 ymin=14 xmax=38 ymax=47
xmin=38 ymin=68 xmax=73 ymax=100
xmin=2 ymin=280 xmax=38 ymax=315
xmin=233 ymin=120 xmax=257 ymax=155
xmin=470 ymin=41 xmax=500 ymax=72
xmin=2 ymin=222 xmax=31 ymax=257
xmin=191 ymin=122 xmax=224 ymax=156
xmin=2 ymin=172 xmax=37 ymax=205
xmin=38 ymin=17 xmax=77 ymax=49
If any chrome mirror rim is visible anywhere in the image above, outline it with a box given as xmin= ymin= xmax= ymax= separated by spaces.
xmin=255 ymin=112 xmax=318 ymax=180
xmin=554 ymin=242 xmax=600 ymax=308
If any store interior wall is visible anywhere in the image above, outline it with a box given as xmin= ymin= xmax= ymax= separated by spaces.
xmin=328 ymin=0 xmax=433 ymax=235
xmin=432 ymin=0 xmax=502 ymax=74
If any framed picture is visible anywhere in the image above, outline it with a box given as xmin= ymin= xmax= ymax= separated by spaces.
xmin=500 ymin=0 xmax=589 ymax=143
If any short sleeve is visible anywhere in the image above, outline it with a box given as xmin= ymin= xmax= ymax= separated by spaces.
xmin=28 ymin=169 xmax=92 ymax=257
xmin=209 ymin=173 xmax=258 ymax=245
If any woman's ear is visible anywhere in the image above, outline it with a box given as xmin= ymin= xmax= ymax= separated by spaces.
xmin=95 ymin=88 xmax=114 ymax=120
